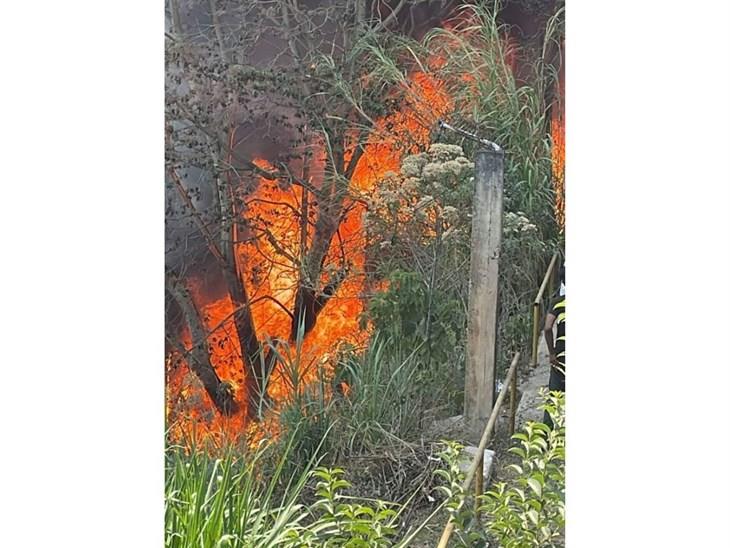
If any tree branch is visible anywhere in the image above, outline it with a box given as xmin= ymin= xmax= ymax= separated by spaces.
xmin=168 ymin=167 xmax=227 ymax=267
xmin=208 ymin=0 xmax=229 ymax=62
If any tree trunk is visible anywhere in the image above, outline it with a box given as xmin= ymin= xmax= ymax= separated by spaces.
xmin=220 ymin=266 xmax=269 ymax=415
xmin=291 ymin=205 xmax=345 ymax=338
xmin=289 ymin=140 xmax=364 ymax=340
xmin=167 ymin=275 xmax=237 ymax=416
xmin=290 ymin=285 xmax=323 ymax=340
xmin=212 ymin=135 xmax=271 ymax=418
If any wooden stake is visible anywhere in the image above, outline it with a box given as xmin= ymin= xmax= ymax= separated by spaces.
xmin=464 ymin=148 xmax=504 ymax=431
xmin=474 ymin=452 xmax=484 ymax=520
xmin=438 ymin=353 xmax=520 ymax=548
xmin=509 ymin=360 xmax=518 ymax=435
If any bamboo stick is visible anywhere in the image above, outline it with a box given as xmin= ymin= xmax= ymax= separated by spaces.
xmin=437 ymin=353 xmax=520 ymax=548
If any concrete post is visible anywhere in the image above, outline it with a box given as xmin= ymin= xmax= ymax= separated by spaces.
xmin=464 ymin=147 xmax=504 ymax=431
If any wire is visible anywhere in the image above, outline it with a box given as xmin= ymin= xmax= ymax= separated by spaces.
xmin=437 ymin=120 xmax=503 ymax=153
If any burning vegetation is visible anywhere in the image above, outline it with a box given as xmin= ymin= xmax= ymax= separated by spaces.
xmin=166 ymin=69 xmax=452 ymax=445
xmin=552 ymin=58 xmax=565 ymax=231
xmin=165 ymin=0 xmax=564 ymax=447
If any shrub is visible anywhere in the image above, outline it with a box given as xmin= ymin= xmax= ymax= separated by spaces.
xmin=479 ymin=390 xmax=565 ymax=547
xmin=290 ymin=467 xmax=400 ymax=546
xmin=435 ymin=390 xmax=565 ymax=548
xmin=365 ymin=140 xmax=554 ymax=382
xmin=366 ymin=270 xmax=465 ymax=369
xmin=434 ymin=441 xmax=488 ymax=547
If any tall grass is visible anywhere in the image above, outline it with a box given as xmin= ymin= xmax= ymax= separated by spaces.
xmin=259 ymin=324 xmax=338 ymax=478
xmin=165 ymin=434 xmax=320 ymax=548
xmin=165 ymin=433 xmax=445 ymax=547
xmin=272 ymin=331 xmax=438 ymax=458
xmin=423 ymin=2 xmax=562 ymax=242
xmin=335 ymin=335 xmax=425 ymax=453
xmin=422 ymin=3 xmax=563 ymax=374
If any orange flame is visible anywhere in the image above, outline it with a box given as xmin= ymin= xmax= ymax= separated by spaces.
xmin=551 ymin=64 xmax=565 ymax=232
xmin=165 ymin=294 xmax=248 ymax=446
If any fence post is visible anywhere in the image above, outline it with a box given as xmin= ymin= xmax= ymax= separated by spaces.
xmin=464 ymin=147 xmax=504 ymax=433
xmin=509 ymin=359 xmax=518 ymax=435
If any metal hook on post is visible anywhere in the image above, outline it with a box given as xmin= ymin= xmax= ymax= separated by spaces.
xmin=437 ymin=119 xmax=503 ymax=153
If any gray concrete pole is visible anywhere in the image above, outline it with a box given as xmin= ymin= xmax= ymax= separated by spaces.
xmin=464 ymin=147 xmax=504 ymax=432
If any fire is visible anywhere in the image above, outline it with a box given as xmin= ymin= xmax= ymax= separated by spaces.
xmin=165 ymin=292 xmax=248 ymax=446
xmin=165 ymin=28 xmax=565 ymax=448
xmin=551 ymin=63 xmax=565 ymax=232
xmin=551 ymin=113 xmax=565 ymax=231
xmin=165 ymin=2 xmax=566 ymax=450
xmin=166 ymin=69 xmax=452 ymax=447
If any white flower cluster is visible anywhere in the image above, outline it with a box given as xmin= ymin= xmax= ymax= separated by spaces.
xmin=402 ymin=144 xmax=474 ymax=183
xmin=428 ymin=143 xmax=465 ymax=161
xmin=365 ymin=143 xmax=475 ymax=249
xmin=504 ymin=211 xmax=538 ymax=233
xmin=400 ymin=153 xmax=428 ymax=177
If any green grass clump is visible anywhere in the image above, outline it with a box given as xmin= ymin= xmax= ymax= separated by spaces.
xmin=165 ymin=436 xmax=315 ymax=548
xmin=165 ymin=432 xmax=444 ymax=547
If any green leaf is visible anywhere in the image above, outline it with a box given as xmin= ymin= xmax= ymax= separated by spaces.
xmin=526 ymin=477 xmax=542 ymax=498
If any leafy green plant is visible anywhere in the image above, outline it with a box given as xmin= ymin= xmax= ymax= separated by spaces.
xmin=289 ymin=467 xmax=400 ymax=547
xmin=433 ymin=391 xmax=565 ymax=547
xmin=478 ymin=389 xmax=565 ymax=547
xmin=366 ymin=270 xmax=464 ymax=367
xmin=434 ymin=441 xmax=467 ymax=520
xmin=434 ymin=441 xmax=488 ymax=547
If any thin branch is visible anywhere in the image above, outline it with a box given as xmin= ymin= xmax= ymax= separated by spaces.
xmin=251 ymin=295 xmax=295 ymax=321
xmin=208 ymin=0 xmax=229 ymax=62
xmin=372 ymin=0 xmax=409 ymax=33
xmin=168 ymin=168 xmax=227 ymax=267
